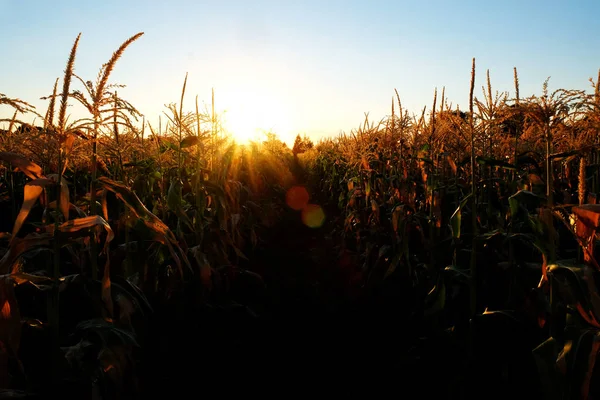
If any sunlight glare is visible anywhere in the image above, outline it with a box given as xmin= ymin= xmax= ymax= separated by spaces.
xmin=223 ymin=90 xmax=290 ymax=144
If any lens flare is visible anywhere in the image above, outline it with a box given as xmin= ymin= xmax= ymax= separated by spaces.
xmin=286 ymin=186 xmax=309 ymax=211
xmin=301 ymin=204 xmax=326 ymax=228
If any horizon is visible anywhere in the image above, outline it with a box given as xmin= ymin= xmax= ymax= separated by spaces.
xmin=2 ymin=0 xmax=600 ymax=147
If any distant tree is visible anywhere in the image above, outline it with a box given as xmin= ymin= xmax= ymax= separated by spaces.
xmin=262 ymin=131 xmax=291 ymax=156
xmin=292 ymin=134 xmax=314 ymax=156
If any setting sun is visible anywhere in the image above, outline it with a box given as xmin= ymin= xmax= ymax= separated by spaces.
xmin=222 ymin=90 xmax=291 ymax=144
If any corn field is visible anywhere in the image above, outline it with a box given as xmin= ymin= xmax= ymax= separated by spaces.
xmin=2 ymin=33 xmax=600 ymax=399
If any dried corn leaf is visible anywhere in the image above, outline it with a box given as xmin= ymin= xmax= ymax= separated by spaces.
xmin=59 ymin=216 xmax=114 ymax=251
xmin=447 ymin=155 xmax=457 ymax=175
xmin=11 ymin=178 xmax=54 ymax=242
xmin=9 ymin=272 xmax=53 ymax=287
xmin=0 ymin=275 xmax=21 ymax=383
xmin=60 ymin=133 xmax=76 ymax=170
xmin=47 ymin=174 xmax=70 ymax=221
xmin=0 ymin=152 xmax=43 ymax=180
xmin=101 ymin=188 xmax=109 ymax=221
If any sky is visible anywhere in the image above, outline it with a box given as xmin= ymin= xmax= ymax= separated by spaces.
xmin=1 ymin=0 xmax=600 ymax=147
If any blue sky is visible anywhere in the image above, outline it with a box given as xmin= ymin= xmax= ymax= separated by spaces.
xmin=1 ymin=0 xmax=599 ymax=146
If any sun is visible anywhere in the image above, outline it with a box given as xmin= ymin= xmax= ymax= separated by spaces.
xmin=225 ymin=107 xmax=267 ymax=144
xmin=222 ymin=91 xmax=290 ymax=144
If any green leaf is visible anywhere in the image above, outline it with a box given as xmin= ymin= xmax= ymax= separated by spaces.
xmin=159 ymin=141 xmax=178 ymax=153
xmin=180 ymin=136 xmax=201 ymax=148
xmin=508 ymin=190 xmax=544 ymax=217
xmin=444 ymin=264 xmax=470 ymax=282
xmin=476 ymin=156 xmax=517 ymax=170
xmin=98 ymin=177 xmax=191 ymax=275
xmin=532 ymin=337 xmax=562 ymax=400
xmin=76 ymin=318 xmax=139 ymax=347
xmin=450 ymin=193 xmax=472 ymax=239
xmin=384 ymin=252 xmax=402 ymax=279
xmin=167 ymin=179 xmax=183 ymax=211
xmin=424 ymin=276 xmax=446 ymax=317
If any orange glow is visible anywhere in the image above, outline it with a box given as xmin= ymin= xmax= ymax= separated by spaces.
xmin=301 ymin=204 xmax=326 ymax=228
xmin=286 ymin=186 xmax=309 ymax=211
xmin=1 ymin=300 xmax=10 ymax=318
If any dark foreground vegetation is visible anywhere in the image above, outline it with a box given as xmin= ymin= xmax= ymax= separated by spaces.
xmin=2 ymin=32 xmax=600 ymax=399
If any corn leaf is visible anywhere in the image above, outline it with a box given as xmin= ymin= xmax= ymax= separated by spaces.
xmin=59 ymin=216 xmax=115 ymax=317
xmin=0 ymin=152 xmax=44 ymax=180
xmin=0 ymin=233 xmax=52 ymax=274
xmin=11 ymin=178 xmax=55 ymax=242
xmin=0 ymin=275 xmax=21 ymax=382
